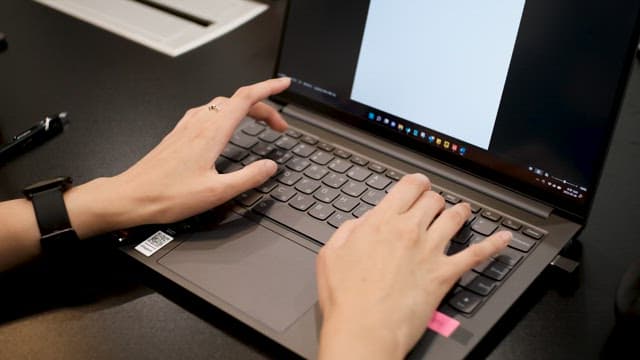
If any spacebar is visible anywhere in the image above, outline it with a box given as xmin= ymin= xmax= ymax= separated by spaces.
xmin=253 ymin=199 xmax=336 ymax=245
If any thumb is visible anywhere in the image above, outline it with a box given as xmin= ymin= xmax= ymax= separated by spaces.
xmin=216 ymin=159 xmax=278 ymax=203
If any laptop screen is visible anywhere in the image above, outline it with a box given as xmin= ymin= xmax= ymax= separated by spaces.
xmin=273 ymin=0 xmax=640 ymax=218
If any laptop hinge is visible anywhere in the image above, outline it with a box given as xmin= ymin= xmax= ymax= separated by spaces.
xmin=282 ymin=104 xmax=554 ymax=219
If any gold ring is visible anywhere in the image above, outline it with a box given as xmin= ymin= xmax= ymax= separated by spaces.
xmin=208 ymin=104 xmax=221 ymax=112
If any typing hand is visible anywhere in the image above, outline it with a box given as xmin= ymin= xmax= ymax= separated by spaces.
xmin=66 ymin=78 xmax=291 ymax=239
xmin=316 ymin=174 xmax=511 ymax=359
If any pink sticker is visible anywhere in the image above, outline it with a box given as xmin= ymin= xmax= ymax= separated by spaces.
xmin=427 ymin=311 xmax=460 ymax=338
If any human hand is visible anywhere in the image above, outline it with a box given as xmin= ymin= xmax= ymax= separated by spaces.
xmin=65 ymin=77 xmax=291 ymax=238
xmin=316 ymin=174 xmax=511 ymax=359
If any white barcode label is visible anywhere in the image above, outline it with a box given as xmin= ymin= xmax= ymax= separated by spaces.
xmin=134 ymin=231 xmax=174 ymax=257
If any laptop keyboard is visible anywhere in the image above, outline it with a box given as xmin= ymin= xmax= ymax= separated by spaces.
xmin=217 ymin=120 xmax=546 ymax=317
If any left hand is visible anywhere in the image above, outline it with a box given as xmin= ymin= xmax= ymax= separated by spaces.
xmin=65 ymin=77 xmax=291 ymax=238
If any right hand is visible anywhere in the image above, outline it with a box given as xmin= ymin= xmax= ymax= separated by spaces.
xmin=316 ymin=173 xmax=511 ymax=359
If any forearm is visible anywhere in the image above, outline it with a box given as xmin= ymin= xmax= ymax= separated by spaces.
xmin=0 ymin=177 xmax=136 ymax=271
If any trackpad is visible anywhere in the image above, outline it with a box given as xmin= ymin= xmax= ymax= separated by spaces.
xmin=158 ymin=214 xmax=318 ymax=332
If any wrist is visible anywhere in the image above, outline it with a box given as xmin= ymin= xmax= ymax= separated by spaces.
xmin=319 ymin=307 xmax=404 ymax=360
xmin=64 ymin=176 xmax=142 ymax=239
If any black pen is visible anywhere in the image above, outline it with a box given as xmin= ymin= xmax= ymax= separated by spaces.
xmin=0 ymin=112 xmax=69 ymax=164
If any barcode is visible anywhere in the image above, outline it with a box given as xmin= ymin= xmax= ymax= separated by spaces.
xmin=134 ymin=231 xmax=174 ymax=257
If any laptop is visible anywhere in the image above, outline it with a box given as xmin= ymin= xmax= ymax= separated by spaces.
xmin=123 ymin=1 xmax=640 ymax=358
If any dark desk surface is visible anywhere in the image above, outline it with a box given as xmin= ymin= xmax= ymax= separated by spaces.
xmin=1 ymin=1 xmax=639 ymax=359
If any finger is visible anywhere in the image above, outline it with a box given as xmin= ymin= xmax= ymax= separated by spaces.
xmin=447 ymin=231 xmax=512 ymax=278
xmin=374 ymin=173 xmax=430 ymax=214
xmin=423 ymin=203 xmax=471 ymax=251
xmin=248 ymin=102 xmax=288 ymax=132
xmin=405 ymin=190 xmax=445 ymax=230
xmin=217 ymin=78 xmax=291 ymax=137
xmin=214 ymin=159 xmax=278 ymax=203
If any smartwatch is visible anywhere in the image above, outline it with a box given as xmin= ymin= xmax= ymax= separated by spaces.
xmin=23 ymin=176 xmax=79 ymax=252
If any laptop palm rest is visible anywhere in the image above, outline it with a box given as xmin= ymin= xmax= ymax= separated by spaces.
xmin=158 ymin=213 xmax=318 ymax=332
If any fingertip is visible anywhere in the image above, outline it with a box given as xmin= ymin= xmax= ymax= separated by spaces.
xmin=496 ymin=230 xmax=512 ymax=246
xmin=260 ymin=159 xmax=278 ymax=176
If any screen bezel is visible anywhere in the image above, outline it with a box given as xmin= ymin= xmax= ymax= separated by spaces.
xmin=270 ymin=2 xmax=640 ymax=221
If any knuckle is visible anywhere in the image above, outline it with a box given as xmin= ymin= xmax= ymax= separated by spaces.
xmin=233 ymin=86 xmax=253 ymax=100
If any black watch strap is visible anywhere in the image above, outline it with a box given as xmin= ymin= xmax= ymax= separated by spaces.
xmin=30 ymin=188 xmax=73 ymax=236
xmin=23 ymin=177 xmax=78 ymax=251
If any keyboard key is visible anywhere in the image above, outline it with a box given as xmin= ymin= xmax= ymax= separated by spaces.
xmin=309 ymin=203 xmax=335 ymax=221
xmin=362 ymin=189 xmax=385 ymax=206
xmin=314 ymin=187 xmax=340 ymax=203
xmin=292 ymin=143 xmax=316 ymax=157
xmin=310 ymin=151 xmax=334 ymax=165
xmin=275 ymin=136 xmax=298 ymax=150
xmin=474 ymin=260 xmax=512 ymax=281
xmin=286 ymin=157 xmax=311 ymax=172
xmin=353 ymin=204 xmax=373 ymax=218
xmin=333 ymin=195 xmax=360 ymax=213
xmin=342 ymin=181 xmax=368 ymax=197
xmin=271 ymin=186 xmax=296 ymax=202
xmin=322 ymin=173 xmax=348 ymax=188
xmin=258 ymin=129 xmax=281 ymax=143
xmin=523 ymin=227 xmax=544 ymax=240
xmin=481 ymin=210 xmax=502 ymax=222
xmin=301 ymin=135 xmax=318 ymax=145
xmin=317 ymin=142 xmax=335 ymax=152
xmin=449 ymin=289 xmax=482 ymax=314
xmin=366 ymin=174 xmax=392 ymax=190
xmin=230 ymin=132 xmax=258 ymax=149
xmin=460 ymin=273 xmax=498 ymax=296
xmin=470 ymin=203 xmax=482 ymax=214
xmin=328 ymin=212 xmax=353 ymax=228
xmin=295 ymin=178 xmax=321 ymax=194
xmin=241 ymin=154 xmax=261 ymax=166
xmin=289 ymin=194 xmax=316 ymax=211
xmin=256 ymin=179 xmax=278 ymax=193
xmin=252 ymin=142 xmax=277 ymax=156
xmin=508 ymin=232 xmax=536 ymax=252
xmin=385 ymin=170 xmax=403 ymax=181
xmin=285 ymin=129 xmax=302 ymax=138
xmin=350 ymin=156 xmax=369 ymax=166
xmin=443 ymin=193 xmax=461 ymax=204
xmin=471 ymin=218 xmax=498 ymax=236
xmin=263 ymin=149 xmax=288 ymax=164
xmin=452 ymin=227 xmax=473 ymax=244
xmin=221 ymin=144 xmax=249 ymax=161
xmin=368 ymin=163 xmax=387 ymax=173
xmin=493 ymin=247 xmax=524 ymax=266
xmin=254 ymin=198 xmax=335 ymax=244
xmin=334 ymin=149 xmax=352 ymax=159
xmin=236 ymin=190 xmax=262 ymax=207
xmin=328 ymin=159 xmax=353 ymax=173
xmin=502 ymin=218 xmax=522 ymax=231
xmin=304 ymin=165 xmax=329 ymax=180
xmin=215 ymin=157 xmax=242 ymax=173
xmin=347 ymin=166 xmax=372 ymax=182
xmin=277 ymin=170 xmax=302 ymax=186
xmin=242 ymin=122 xmax=265 ymax=136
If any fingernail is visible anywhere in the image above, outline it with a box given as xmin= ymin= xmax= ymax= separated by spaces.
xmin=263 ymin=160 xmax=277 ymax=173
xmin=499 ymin=231 xmax=512 ymax=244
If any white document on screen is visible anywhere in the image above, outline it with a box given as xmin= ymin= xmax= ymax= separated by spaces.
xmin=34 ymin=0 xmax=268 ymax=57
xmin=351 ymin=0 xmax=526 ymax=150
